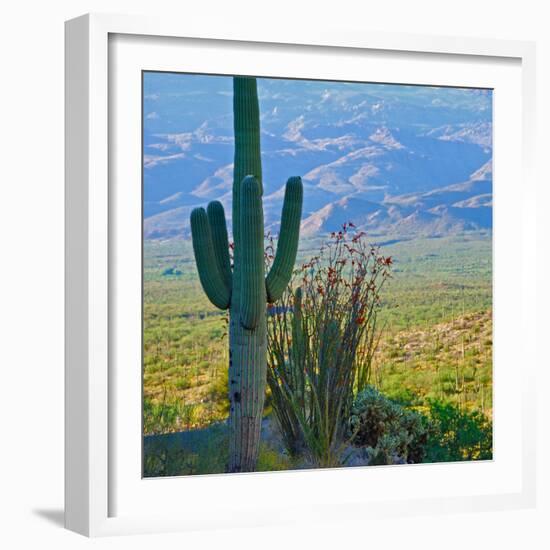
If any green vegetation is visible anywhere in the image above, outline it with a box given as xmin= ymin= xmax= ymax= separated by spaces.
xmin=374 ymin=310 xmax=492 ymax=415
xmin=143 ymin=231 xmax=492 ymax=475
xmin=348 ymin=386 xmax=429 ymax=465
xmin=424 ymin=399 xmax=493 ymax=462
xmin=347 ymin=386 xmax=491 ymax=467
xmin=375 ymin=232 xmax=492 ymax=330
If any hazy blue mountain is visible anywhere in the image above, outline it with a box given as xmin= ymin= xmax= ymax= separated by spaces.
xmin=143 ymin=73 xmax=492 ymax=239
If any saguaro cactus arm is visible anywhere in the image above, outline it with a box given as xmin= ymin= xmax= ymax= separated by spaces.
xmin=190 ymin=207 xmax=231 ymax=310
xmin=206 ymin=201 xmax=233 ymax=292
xmin=240 ymin=175 xmax=265 ymax=330
xmin=266 ymin=176 xmax=304 ymax=302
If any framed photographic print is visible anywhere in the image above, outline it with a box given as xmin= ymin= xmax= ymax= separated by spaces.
xmin=65 ymin=13 xmax=537 ymax=536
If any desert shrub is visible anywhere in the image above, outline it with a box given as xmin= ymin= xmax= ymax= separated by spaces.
xmin=267 ymin=224 xmax=392 ymax=467
xmin=143 ymin=389 xmax=198 ymax=435
xmin=143 ymin=392 xmax=180 ymax=434
xmin=424 ymin=400 xmax=492 ymax=462
xmin=256 ymin=443 xmax=293 ymax=472
xmin=348 ymin=386 xmax=428 ymax=465
xmin=346 ymin=390 xmax=492 ymax=466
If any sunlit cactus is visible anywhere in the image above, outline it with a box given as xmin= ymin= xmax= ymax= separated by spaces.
xmin=190 ymin=76 xmax=303 ymax=472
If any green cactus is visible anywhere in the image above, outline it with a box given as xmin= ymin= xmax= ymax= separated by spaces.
xmin=190 ymin=76 xmax=303 ymax=472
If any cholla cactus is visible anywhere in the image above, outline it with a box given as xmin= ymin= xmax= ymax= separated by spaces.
xmin=190 ymin=77 xmax=303 ymax=472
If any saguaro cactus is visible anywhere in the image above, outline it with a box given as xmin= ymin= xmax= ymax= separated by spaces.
xmin=190 ymin=77 xmax=303 ymax=472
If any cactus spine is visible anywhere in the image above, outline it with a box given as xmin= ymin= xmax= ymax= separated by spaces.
xmin=190 ymin=76 xmax=303 ymax=472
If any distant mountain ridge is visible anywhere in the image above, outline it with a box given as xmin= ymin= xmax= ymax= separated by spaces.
xmin=144 ymin=160 xmax=492 ymax=240
xmin=143 ymin=75 xmax=492 ymax=240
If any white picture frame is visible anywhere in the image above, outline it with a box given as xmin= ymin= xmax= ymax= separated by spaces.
xmin=65 ymin=12 xmax=537 ymax=537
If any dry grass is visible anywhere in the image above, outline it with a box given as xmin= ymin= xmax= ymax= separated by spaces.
xmin=373 ymin=310 xmax=492 ymax=416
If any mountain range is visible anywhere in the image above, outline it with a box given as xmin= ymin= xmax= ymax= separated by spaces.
xmin=143 ymin=74 xmax=492 ymax=240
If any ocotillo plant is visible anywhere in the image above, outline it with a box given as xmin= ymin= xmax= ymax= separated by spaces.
xmin=266 ymin=225 xmax=392 ymax=467
xmin=190 ymin=77 xmax=303 ymax=472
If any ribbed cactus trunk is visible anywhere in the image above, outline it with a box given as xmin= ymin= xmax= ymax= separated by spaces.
xmin=227 ymin=78 xmax=266 ymax=472
xmin=190 ymin=76 xmax=303 ymax=472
